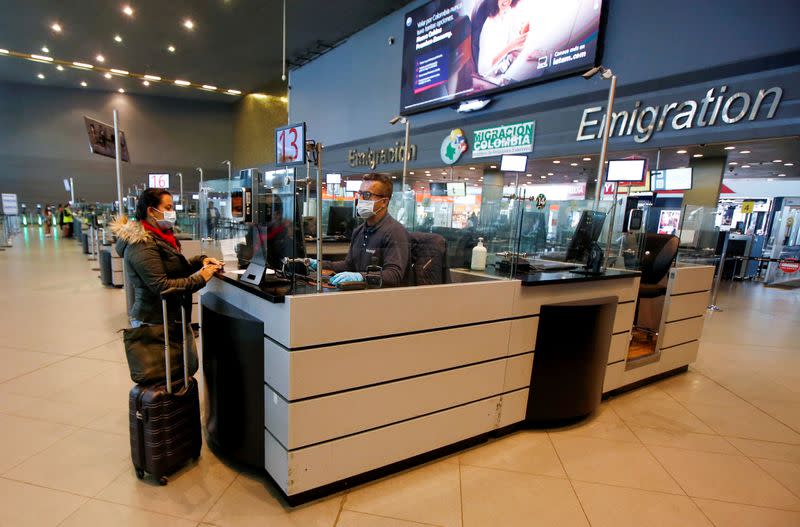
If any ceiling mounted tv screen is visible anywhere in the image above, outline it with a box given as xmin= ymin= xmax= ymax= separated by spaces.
xmin=400 ymin=0 xmax=604 ymax=114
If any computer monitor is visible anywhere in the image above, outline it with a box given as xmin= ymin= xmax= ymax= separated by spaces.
xmin=327 ymin=205 xmax=355 ymax=237
xmin=446 ymin=182 xmax=466 ymax=197
xmin=429 ymin=182 xmax=447 ymax=196
xmin=240 ymin=224 xmax=269 ymax=286
xmin=565 ymin=210 xmax=607 ymax=262
xmin=652 ymin=168 xmax=693 ymax=191
xmin=607 ymin=159 xmax=647 ymax=183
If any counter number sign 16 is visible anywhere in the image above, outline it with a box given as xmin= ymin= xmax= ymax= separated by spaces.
xmin=148 ymin=173 xmax=169 ymax=189
xmin=275 ymin=123 xmax=306 ymax=165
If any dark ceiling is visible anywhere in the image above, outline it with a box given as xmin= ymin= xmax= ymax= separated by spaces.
xmin=0 ymin=0 xmax=411 ymax=102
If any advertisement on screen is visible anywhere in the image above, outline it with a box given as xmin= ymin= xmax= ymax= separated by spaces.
xmin=84 ymin=116 xmax=130 ymax=162
xmin=658 ymin=210 xmax=681 ymax=235
xmin=401 ymin=0 xmax=604 ymax=114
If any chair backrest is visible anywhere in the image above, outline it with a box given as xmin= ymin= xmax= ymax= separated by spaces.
xmin=641 ymin=233 xmax=680 ymax=285
xmin=409 ymin=231 xmax=450 ymax=286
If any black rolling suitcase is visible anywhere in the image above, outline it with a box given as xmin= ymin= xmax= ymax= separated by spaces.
xmin=99 ymin=250 xmax=113 ymax=285
xmin=129 ymin=287 xmax=202 ymax=485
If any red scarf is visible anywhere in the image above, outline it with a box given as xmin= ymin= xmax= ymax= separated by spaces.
xmin=142 ymin=221 xmax=180 ymax=251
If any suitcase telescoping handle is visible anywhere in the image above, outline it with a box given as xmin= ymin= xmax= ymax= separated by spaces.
xmin=160 ymin=287 xmax=189 ymax=394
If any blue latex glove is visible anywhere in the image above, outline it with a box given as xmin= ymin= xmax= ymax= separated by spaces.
xmin=329 ymin=272 xmax=364 ymax=286
xmin=307 ymin=259 xmax=318 ymax=271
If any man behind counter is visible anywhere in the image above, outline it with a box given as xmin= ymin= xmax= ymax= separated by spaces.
xmin=310 ymin=173 xmax=410 ymax=287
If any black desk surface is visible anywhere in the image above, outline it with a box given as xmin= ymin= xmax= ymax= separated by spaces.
xmin=214 ymin=267 xmax=641 ymax=304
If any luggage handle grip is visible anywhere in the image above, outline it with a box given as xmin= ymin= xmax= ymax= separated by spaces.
xmin=160 ymin=287 xmax=187 ymax=299
xmin=161 ymin=288 xmax=190 ymax=394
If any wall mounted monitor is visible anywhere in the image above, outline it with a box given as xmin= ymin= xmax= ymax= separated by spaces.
xmin=652 ymin=167 xmax=693 ymax=191
xmin=447 ymin=181 xmax=467 ymax=197
xmin=500 ymin=154 xmax=528 ymax=172
xmin=148 ymin=173 xmax=169 ymax=189
xmin=606 ymin=159 xmax=647 ymax=182
xmin=345 ymin=180 xmax=363 ymax=192
xmin=429 ymin=182 xmax=447 ymax=196
xmin=84 ymin=116 xmax=130 ymax=162
xmin=63 ymin=178 xmax=71 ymax=192
xmin=326 ymin=173 xmax=342 ymax=185
xmin=275 ymin=122 xmax=306 ymax=165
xmin=400 ymin=0 xmax=605 ymax=114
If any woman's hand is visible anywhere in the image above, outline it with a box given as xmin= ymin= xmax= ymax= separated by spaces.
xmin=202 ymin=257 xmax=222 ymax=267
xmin=199 ymin=263 xmax=222 ymax=282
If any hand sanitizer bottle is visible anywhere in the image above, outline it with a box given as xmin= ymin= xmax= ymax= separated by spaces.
xmin=471 ymin=237 xmax=487 ymax=271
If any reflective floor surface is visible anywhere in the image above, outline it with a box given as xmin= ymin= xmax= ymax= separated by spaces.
xmin=1 ymin=230 xmax=799 ymax=526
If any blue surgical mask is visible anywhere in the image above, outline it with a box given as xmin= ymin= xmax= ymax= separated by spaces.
xmin=151 ymin=207 xmax=177 ymax=230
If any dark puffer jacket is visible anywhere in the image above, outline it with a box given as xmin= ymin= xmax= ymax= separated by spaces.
xmin=112 ymin=218 xmax=206 ymax=325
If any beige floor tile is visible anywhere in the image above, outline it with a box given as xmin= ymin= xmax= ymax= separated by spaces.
xmin=726 ymin=437 xmax=800 ymax=464
xmin=630 ymin=426 xmax=739 ymax=455
xmin=0 ymin=348 xmax=64 ymax=382
xmin=752 ymin=458 xmax=800 ymax=498
xmin=610 ymin=389 xmax=715 ymax=434
xmin=548 ymin=402 xmax=640 ymax=443
xmin=549 ymin=435 xmax=682 ymax=494
xmin=1 ymin=392 xmax=111 ymax=427
xmin=84 ymin=407 xmax=131 ymax=436
xmin=649 ymin=445 xmax=800 ymax=510
xmin=345 ymin=462 xmax=462 ymax=527
xmin=4 ymin=428 xmax=130 ymax=496
xmin=337 ymin=510 xmax=441 ymax=526
xmin=0 ymin=413 xmax=77 ymax=474
xmin=58 ymin=499 xmax=197 ymax=527
xmin=684 ymin=401 xmax=800 ymax=444
xmin=97 ymin=444 xmax=238 ymax=521
xmin=751 ymin=399 xmax=800 ymax=432
xmin=693 ymin=498 xmax=800 ymax=527
xmin=656 ymin=371 xmax=746 ymax=408
xmin=572 ymin=480 xmax=712 ymax=527
xmin=458 ymin=430 xmax=565 ymax=477
xmin=0 ymin=356 xmax=113 ymax=398
xmin=0 ymin=477 xmax=87 ymax=527
xmin=80 ymin=338 xmax=126 ymax=363
xmin=46 ymin=364 xmax=133 ymax=412
xmin=203 ymin=472 xmax=342 ymax=527
xmin=460 ymin=465 xmax=588 ymax=527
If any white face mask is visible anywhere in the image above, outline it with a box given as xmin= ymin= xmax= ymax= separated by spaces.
xmin=356 ymin=200 xmax=378 ymax=219
xmin=151 ymin=207 xmax=177 ymax=230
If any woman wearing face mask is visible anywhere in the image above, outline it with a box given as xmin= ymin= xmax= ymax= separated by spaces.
xmin=308 ymin=173 xmax=411 ymax=288
xmin=112 ymin=188 xmax=222 ymax=327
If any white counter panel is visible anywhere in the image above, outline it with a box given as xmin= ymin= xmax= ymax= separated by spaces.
xmin=661 ymin=316 xmax=705 ymax=349
xmin=509 ymin=317 xmax=539 ymax=355
xmin=503 ymin=353 xmax=535 ymax=392
xmin=621 ymin=341 xmax=700 ymax=387
xmin=608 ymin=332 xmax=631 ymax=364
xmin=498 ymin=388 xmax=530 ymax=428
xmin=669 ymin=265 xmax=715 ymax=295
xmin=665 ymin=292 xmax=710 ymax=322
xmin=512 ymin=277 xmax=640 ymax=317
xmin=613 ymin=302 xmax=636 ymax=334
xmin=204 ymin=279 xmax=291 ymax=345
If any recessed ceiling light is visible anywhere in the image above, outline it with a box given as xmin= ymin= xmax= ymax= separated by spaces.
xmin=226 ymin=89 xmax=241 ymax=95
xmin=201 ymin=84 xmax=217 ymax=91
xmin=677 ymin=149 xmax=687 ymax=154
xmin=724 ymin=146 xmax=735 ymax=150
xmin=424 ymin=170 xmax=430 ymax=173
xmin=570 ymin=162 xmax=578 ymax=166
xmin=167 ymin=45 xmax=176 ymax=53
xmin=767 ymin=178 xmax=774 ymax=182
xmin=95 ymin=54 xmax=105 ymax=62
xmin=118 ymin=88 xmax=125 ymax=93
xmin=30 ymin=54 xmax=54 ymax=62
xmin=526 ymin=174 xmax=532 ymax=177
xmin=37 ymin=73 xmax=45 ymax=79
xmin=778 ymin=173 xmax=787 ymax=177
xmin=693 ymin=154 xmax=704 ymax=158
xmin=428 ymin=179 xmax=433 ymax=182
xmin=392 ymin=176 xmax=397 ymax=179
xmin=144 ymin=74 xmax=161 ymax=81
xmin=80 ymin=81 xmax=87 ymax=87
xmin=785 ymin=163 xmax=794 ymax=167
xmin=56 ymin=65 xmax=64 ymax=71
xmin=110 ymin=68 xmax=129 ymax=75
xmin=582 ymin=157 xmax=591 ymax=161
xmin=104 ymin=72 xmax=112 ymax=79
xmin=123 ymin=5 xmax=134 ymax=16
xmin=540 ymin=175 xmax=546 ymax=179
xmin=142 ymin=80 xmax=150 ymax=86
xmin=114 ymin=35 xmax=123 ymax=43
xmin=183 ymin=19 xmax=195 ymax=30
xmin=41 ymin=46 xmax=49 ymax=53
xmin=409 ymin=171 xmax=415 ymax=175
xmin=440 ymin=171 xmax=447 ymax=175
xmin=0 ymin=49 xmax=9 ymax=54
xmin=465 ymin=178 xmax=469 ymax=181
xmin=573 ymin=179 xmax=579 ymax=183
xmin=469 ymin=167 xmax=475 ymax=170
xmin=553 ymin=160 xmax=561 ymax=164
xmin=73 ymin=62 xmax=93 ymax=69
xmin=51 ymin=22 xmax=62 ymax=32
xmin=547 ymin=172 xmax=554 ymax=176
xmin=741 ymin=164 xmax=751 ymax=168
xmin=729 ymin=162 xmax=738 ymax=165
xmin=773 ymin=159 xmax=782 ymax=163
xmin=740 ymin=150 xmax=751 ymax=154
xmin=174 ymin=79 xmax=190 ymax=86
xmin=490 ymin=165 xmax=497 ymax=169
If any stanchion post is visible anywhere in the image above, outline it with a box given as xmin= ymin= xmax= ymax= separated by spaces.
xmin=708 ymin=231 xmax=729 ymax=312
xmin=315 ymin=143 xmax=324 ymax=294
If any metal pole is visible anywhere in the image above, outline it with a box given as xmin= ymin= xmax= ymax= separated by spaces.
xmin=225 ymin=161 xmax=232 ymax=218
xmin=593 ymin=75 xmax=617 ymax=211
xmin=177 ymin=172 xmax=183 ymax=209
xmin=113 ymin=109 xmax=130 ymax=313
xmin=315 ymin=144 xmax=323 ymax=294
xmin=402 ymin=118 xmax=411 ymax=225
xmin=603 ymin=182 xmax=620 ymax=268
xmin=708 ymin=230 xmax=729 ymax=312
xmin=69 ymin=177 xmax=75 ymax=205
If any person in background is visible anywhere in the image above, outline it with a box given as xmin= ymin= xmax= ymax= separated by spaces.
xmin=56 ymin=204 xmax=64 ymax=234
xmin=308 ymin=173 xmax=411 ymax=288
xmin=112 ymin=188 xmax=223 ymax=327
xmin=62 ymin=203 xmax=75 ymax=238
xmin=43 ymin=205 xmax=53 ymax=237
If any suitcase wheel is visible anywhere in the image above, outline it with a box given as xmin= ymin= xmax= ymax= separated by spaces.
xmin=158 ymin=476 xmax=168 ymax=486
xmin=135 ymin=468 xmax=145 ymax=480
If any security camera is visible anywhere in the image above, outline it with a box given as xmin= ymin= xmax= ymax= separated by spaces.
xmin=729 ymin=166 xmax=735 ymax=173
xmin=388 ymin=36 xmax=395 ymax=45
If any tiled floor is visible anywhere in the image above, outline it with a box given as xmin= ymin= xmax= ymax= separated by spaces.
xmin=1 ymin=231 xmax=799 ymax=526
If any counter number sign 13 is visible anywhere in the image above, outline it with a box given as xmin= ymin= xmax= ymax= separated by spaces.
xmin=148 ymin=173 xmax=169 ymax=189
xmin=275 ymin=123 xmax=306 ymax=166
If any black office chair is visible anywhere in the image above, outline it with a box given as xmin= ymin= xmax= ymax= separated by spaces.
xmin=635 ymin=233 xmax=680 ymax=332
xmin=409 ymin=231 xmax=450 ymax=286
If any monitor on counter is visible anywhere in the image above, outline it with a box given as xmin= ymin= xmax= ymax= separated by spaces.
xmin=565 ymin=210 xmax=606 ymax=263
xmin=607 ymin=159 xmax=647 ymax=183
xmin=400 ymin=0 xmax=604 ymax=114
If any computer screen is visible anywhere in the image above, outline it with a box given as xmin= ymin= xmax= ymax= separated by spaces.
xmin=500 ymin=155 xmax=528 ymax=172
xmin=607 ymin=159 xmax=646 ymax=182
xmin=345 ymin=180 xmax=362 ymax=192
xmin=327 ymin=205 xmax=355 ymax=236
xmin=430 ymin=182 xmax=447 ymax=196
xmin=565 ymin=210 xmax=607 ymax=262
xmin=652 ymin=168 xmax=693 ymax=191
xmin=447 ymin=182 xmax=466 ymax=197
xmin=657 ymin=210 xmax=681 ymax=235
xmin=326 ymin=173 xmax=342 ymax=185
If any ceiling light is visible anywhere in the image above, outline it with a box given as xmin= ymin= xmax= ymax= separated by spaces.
xmin=37 ymin=73 xmax=45 ymax=79
xmin=114 ymin=35 xmax=123 ymax=43
xmin=144 ymin=74 xmax=161 ymax=81
xmin=767 ymin=178 xmax=774 ymax=182
xmin=80 ymin=81 xmax=87 ymax=87
xmin=582 ymin=157 xmax=591 ymax=161
xmin=526 ymin=174 xmax=532 ymax=177
xmin=778 ymin=173 xmax=787 ymax=177
xmin=540 ymin=175 xmax=546 ymax=179
xmin=424 ymin=170 xmax=430 ymax=174
xmin=226 ymin=89 xmax=241 ymax=95
xmin=553 ymin=160 xmax=561 ymax=164
xmin=279 ymin=96 xmax=288 ymax=103
xmin=183 ymin=19 xmax=195 ymax=30
xmin=409 ymin=171 xmax=415 ymax=175
xmin=30 ymin=54 xmax=54 ymax=62
xmin=104 ymin=73 xmax=112 ymax=79
xmin=174 ymin=79 xmax=191 ymax=86
xmin=41 ymin=46 xmax=49 ymax=53
xmin=96 ymin=54 xmax=105 ymax=62
xmin=490 ymin=165 xmax=497 ymax=169
xmin=167 ymin=45 xmax=176 ymax=53
xmin=729 ymin=162 xmax=739 ymax=165
xmin=392 ymin=176 xmax=397 ymax=179
xmin=142 ymin=80 xmax=150 ymax=86
xmin=570 ymin=162 xmax=578 ymax=166
xmin=693 ymin=154 xmax=704 ymax=158
xmin=724 ymin=146 xmax=735 ymax=150
xmin=118 ymin=88 xmax=125 ymax=93
xmin=56 ymin=65 xmax=64 ymax=71
xmin=73 ymin=61 xmax=93 ymax=69
xmin=740 ymin=150 xmax=750 ymax=154
xmin=428 ymin=179 xmax=433 ymax=182
xmin=465 ymin=178 xmax=469 ymax=181
xmin=785 ymin=163 xmax=794 ymax=166
xmin=469 ymin=167 xmax=475 ymax=170
xmin=741 ymin=164 xmax=751 ymax=168
xmin=0 ymin=49 xmax=8 ymax=54
xmin=51 ymin=22 xmax=62 ymax=32
xmin=573 ymin=179 xmax=579 ymax=183
xmin=676 ymin=149 xmax=687 ymax=154
xmin=441 ymin=171 xmax=447 ymax=175
xmin=110 ymin=68 xmax=129 ymax=75
xmin=201 ymin=84 xmax=217 ymax=91
xmin=122 ymin=5 xmax=134 ymax=16
xmin=547 ymin=172 xmax=554 ymax=176
xmin=773 ymin=159 xmax=782 ymax=163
